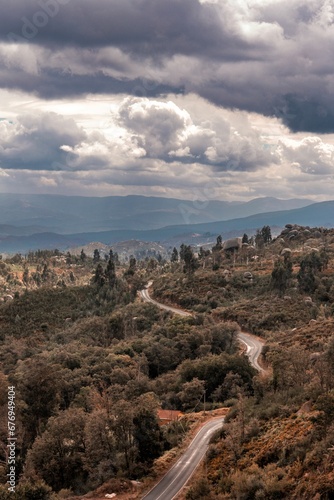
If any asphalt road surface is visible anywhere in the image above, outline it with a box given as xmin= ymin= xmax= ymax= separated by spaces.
xmin=142 ymin=417 xmax=225 ymax=500
xmin=139 ymin=285 xmax=193 ymax=317
xmin=238 ymin=331 xmax=266 ymax=373
xmin=139 ymin=283 xmax=266 ymax=372
xmin=139 ymin=283 xmax=266 ymax=499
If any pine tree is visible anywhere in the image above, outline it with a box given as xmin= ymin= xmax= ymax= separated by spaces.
xmin=80 ymin=249 xmax=87 ymax=262
xmin=183 ymin=245 xmax=198 ymax=274
xmin=271 ymin=258 xmax=293 ymax=295
xmin=105 ymin=259 xmax=116 ymax=287
xmin=213 ymin=235 xmax=223 ymax=251
xmin=261 ymin=225 xmax=272 ymax=244
xmin=171 ymin=247 xmax=179 ymax=262
xmin=93 ymin=263 xmax=105 ymax=287
xmin=93 ymin=249 xmax=100 ymax=262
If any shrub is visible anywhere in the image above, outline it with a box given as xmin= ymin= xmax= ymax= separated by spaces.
xmin=186 ymin=477 xmax=211 ymax=499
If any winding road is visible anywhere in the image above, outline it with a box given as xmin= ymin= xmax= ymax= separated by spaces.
xmin=238 ymin=332 xmax=266 ymax=373
xmin=140 ymin=285 xmax=192 ymax=317
xmin=139 ymin=283 xmax=266 ymax=373
xmin=139 ymin=283 xmax=266 ymax=500
xmin=142 ymin=417 xmax=224 ymax=500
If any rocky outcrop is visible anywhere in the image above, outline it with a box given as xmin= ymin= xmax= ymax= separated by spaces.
xmin=275 ymin=224 xmax=328 ymax=246
xmin=223 ymin=237 xmax=242 ymax=252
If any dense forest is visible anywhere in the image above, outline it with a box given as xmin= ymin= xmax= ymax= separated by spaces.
xmin=1 ymin=225 xmax=334 ymax=499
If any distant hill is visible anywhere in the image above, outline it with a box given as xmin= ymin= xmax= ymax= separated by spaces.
xmin=69 ymin=240 xmax=168 ymax=261
xmin=0 ymin=193 xmax=312 ymax=233
xmin=0 ymin=224 xmax=47 ymax=236
xmin=1 ymin=200 xmax=334 ymax=253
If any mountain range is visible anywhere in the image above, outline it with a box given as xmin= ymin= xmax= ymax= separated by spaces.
xmin=0 ymin=193 xmax=312 ymax=233
xmin=0 ymin=194 xmax=333 ymax=253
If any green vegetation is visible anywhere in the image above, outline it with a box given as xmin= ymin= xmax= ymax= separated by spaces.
xmin=1 ymin=224 xmax=334 ymax=499
xmin=0 ymin=249 xmax=253 ymax=498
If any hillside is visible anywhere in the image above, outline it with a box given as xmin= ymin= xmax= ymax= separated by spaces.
xmin=0 ymin=225 xmax=334 ymax=498
xmin=1 ymin=199 xmax=334 ymax=253
xmin=0 ymin=193 xmax=312 ymax=234
xmin=151 ymin=225 xmax=334 ymax=500
xmin=69 ymin=240 xmax=168 ymax=262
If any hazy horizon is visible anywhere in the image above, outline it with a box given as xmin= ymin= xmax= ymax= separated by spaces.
xmin=0 ymin=191 xmax=331 ymax=203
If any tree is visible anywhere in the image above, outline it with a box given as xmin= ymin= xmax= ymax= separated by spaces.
xmin=22 ymin=266 xmax=29 ymax=286
xmin=171 ymin=247 xmax=179 ymax=263
xmin=84 ymin=409 xmax=117 ymax=485
xmin=109 ymin=248 xmax=115 ymax=262
xmin=114 ymin=251 xmax=120 ymax=265
xmin=15 ymin=358 xmax=63 ymax=449
xmin=212 ymin=371 xmax=245 ymax=402
xmin=255 ymin=226 xmax=272 ymax=248
xmin=315 ymin=391 xmax=334 ymax=435
xmin=183 ymin=245 xmax=198 ymax=275
xmin=242 ymin=233 xmax=249 ymax=244
xmin=93 ymin=263 xmax=105 ymax=287
xmin=261 ymin=225 xmax=272 ymax=244
xmin=105 ymin=258 xmax=116 ymax=287
xmin=80 ymin=249 xmax=87 ymax=262
xmin=271 ymin=258 xmax=293 ymax=295
xmin=212 ymin=235 xmax=223 ymax=252
xmin=26 ymin=408 xmax=87 ymax=492
xmin=125 ymin=256 xmax=137 ymax=277
xmin=177 ymin=378 xmax=205 ymax=411
xmin=133 ymin=399 xmax=164 ymax=465
xmin=41 ymin=264 xmax=50 ymax=282
xmin=129 ymin=256 xmax=136 ymax=270
xmin=268 ymin=345 xmax=311 ymax=391
xmin=111 ymin=400 xmax=136 ymax=473
xmin=255 ymin=229 xmax=264 ymax=249
xmin=198 ymin=247 xmax=210 ymax=260
xmin=93 ymin=249 xmax=100 ymax=262
xmin=179 ymin=243 xmax=186 ymax=261
xmin=297 ymin=251 xmax=323 ymax=293
xmin=180 ymin=354 xmax=255 ymax=400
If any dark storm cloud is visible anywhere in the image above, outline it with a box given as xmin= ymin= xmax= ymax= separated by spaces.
xmin=0 ymin=112 xmax=86 ymax=170
xmin=0 ymin=65 xmax=181 ymax=100
xmin=277 ymin=95 xmax=334 ymax=134
xmin=1 ymin=0 xmax=334 ymax=133
xmin=1 ymin=0 xmax=252 ymax=60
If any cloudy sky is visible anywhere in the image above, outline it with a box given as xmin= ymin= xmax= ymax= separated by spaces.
xmin=1 ymin=0 xmax=334 ymax=201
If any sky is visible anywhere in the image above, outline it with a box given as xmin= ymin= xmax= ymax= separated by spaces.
xmin=1 ymin=0 xmax=334 ymax=201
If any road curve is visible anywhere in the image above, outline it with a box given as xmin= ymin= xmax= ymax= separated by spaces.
xmin=139 ymin=283 xmax=266 ymax=373
xmin=142 ymin=417 xmax=224 ymax=500
xmin=139 ymin=286 xmax=193 ymax=317
xmin=139 ymin=284 xmax=266 ymax=499
xmin=238 ymin=332 xmax=266 ymax=373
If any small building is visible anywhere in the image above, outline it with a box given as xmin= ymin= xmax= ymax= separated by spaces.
xmin=157 ymin=409 xmax=183 ymax=426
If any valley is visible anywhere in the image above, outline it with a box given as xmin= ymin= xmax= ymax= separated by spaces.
xmin=0 ymin=222 xmax=334 ymax=498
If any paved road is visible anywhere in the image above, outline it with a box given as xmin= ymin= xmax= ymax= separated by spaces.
xmin=139 ymin=284 xmax=266 ymax=499
xmin=139 ymin=283 xmax=266 ymax=373
xmin=139 ymin=286 xmax=193 ymax=317
xmin=238 ymin=331 xmax=266 ymax=373
xmin=142 ymin=417 xmax=224 ymax=500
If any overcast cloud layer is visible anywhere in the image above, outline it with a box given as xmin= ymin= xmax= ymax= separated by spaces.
xmin=0 ymin=0 xmax=334 ymax=201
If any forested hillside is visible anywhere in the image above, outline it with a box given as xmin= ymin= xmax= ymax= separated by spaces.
xmin=0 ymin=248 xmax=254 ymax=499
xmin=1 ymin=225 xmax=334 ymax=499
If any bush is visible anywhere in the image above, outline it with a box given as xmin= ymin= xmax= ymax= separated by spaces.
xmin=186 ymin=477 xmax=211 ymax=499
xmin=229 ymin=468 xmax=263 ymax=499
xmin=0 ymin=481 xmax=52 ymax=500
